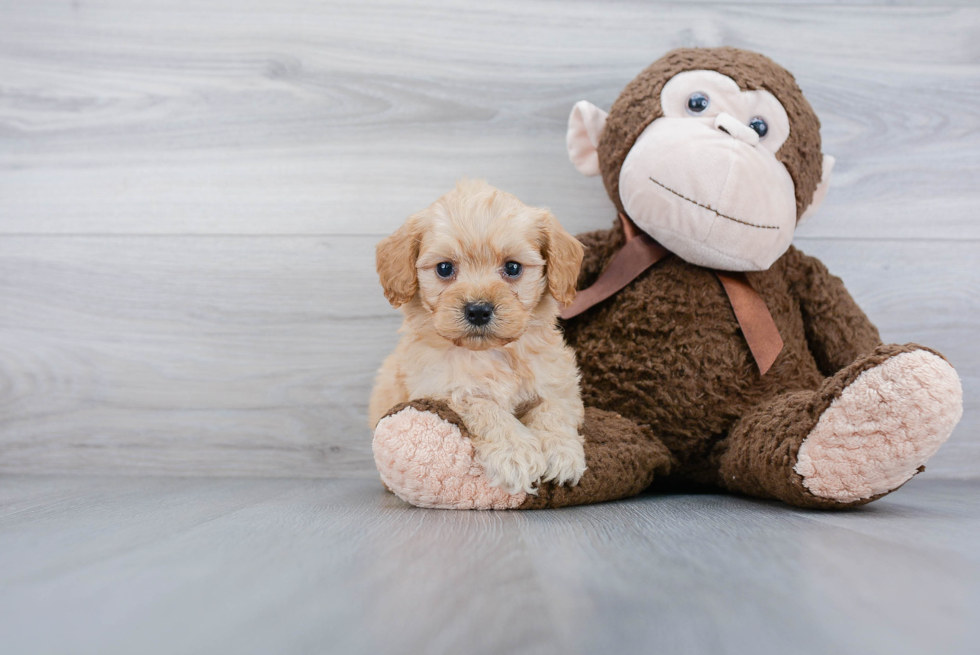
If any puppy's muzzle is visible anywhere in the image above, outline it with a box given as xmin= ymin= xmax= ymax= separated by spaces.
xmin=464 ymin=301 xmax=494 ymax=327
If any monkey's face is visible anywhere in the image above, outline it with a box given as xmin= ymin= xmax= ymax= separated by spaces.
xmin=567 ymin=50 xmax=834 ymax=272
xmin=618 ymin=71 xmax=796 ymax=271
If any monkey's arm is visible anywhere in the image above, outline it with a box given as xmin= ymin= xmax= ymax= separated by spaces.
xmin=783 ymin=246 xmax=882 ymax=376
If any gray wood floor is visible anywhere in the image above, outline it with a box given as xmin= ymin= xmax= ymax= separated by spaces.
xmin=0 ymin=475 xmax=977 ymax=655
xmin=0 ymin=0 xmax=978 ymax=479
xmin=2 ymin=4 xmax=977 ymax=652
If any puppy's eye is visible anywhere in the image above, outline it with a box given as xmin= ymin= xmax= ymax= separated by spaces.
xmin=503 ymin=261 xmax=523 ymax=278
xmin=686 ymin=92 xmax=709 ymax=115
xmin=748 ymin=117 xmax=768 ymax=138
xmin=435 ymin=261 xmax=454 ymax=278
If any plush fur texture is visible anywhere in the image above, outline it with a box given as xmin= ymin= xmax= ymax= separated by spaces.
xmin=714 ymin=343 xmax=945 ymax=508
xmin=375 ymin=402 xmax=527 ymax=510
xmin=615 ymin=68 xmax=803 ymax=270
xmin=369 ymin=48 xmax=962 ymax=511
xmin=795 ymin=350 xmax=963 ymax=503
xmin=369 ymin=180 xmax=587 ymax=496
xmin=598 ymin=47 xmax=823 ymax=221
xmin=376 ymin=399 xmax=671 ymax=510
xmin=518 ymin=406 xmax=672 ymax=509
xmin=564 ymin=229 xmax=895 ymax=501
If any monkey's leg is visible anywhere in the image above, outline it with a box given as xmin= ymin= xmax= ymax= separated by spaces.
xmin=716 ymin=344 xmax=962 ymax=509
xmin=373 ymin=399 xmax=671 ymax=510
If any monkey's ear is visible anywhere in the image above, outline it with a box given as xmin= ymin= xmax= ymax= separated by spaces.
xmin=541 ymin=210 xmax=585 ymax=307
xmin=567 ymin=101 xmax=608 ymax=177
xmin=798 ymin=155 xmax=835 ymax=225
xmin=376 ymin=216 xmax=423 ymax=308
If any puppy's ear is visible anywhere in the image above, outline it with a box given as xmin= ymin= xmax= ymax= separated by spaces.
xmin=541 ymin=211 xmax=584 ymax=307
xmin=376 ymin=215 xmax=423 ymax=307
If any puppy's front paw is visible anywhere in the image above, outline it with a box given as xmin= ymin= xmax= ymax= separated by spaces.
xmin=541 ymin=437 xmax=587 ymax=487
xmin=475 ymin=439 xmax=547 ymax=496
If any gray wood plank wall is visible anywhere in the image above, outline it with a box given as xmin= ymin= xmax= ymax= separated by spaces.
xmin=1 ymin=0 xmax=977 ymax=478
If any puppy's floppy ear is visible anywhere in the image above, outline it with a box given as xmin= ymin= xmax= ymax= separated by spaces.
xmin=540 ymin=210 xmax=585 ymax=307
xmin=376 ymin=214 xmax=423 ymax=307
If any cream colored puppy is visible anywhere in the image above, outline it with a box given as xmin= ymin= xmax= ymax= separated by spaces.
xmin=369 ymin=179 xmax=587 ymax=495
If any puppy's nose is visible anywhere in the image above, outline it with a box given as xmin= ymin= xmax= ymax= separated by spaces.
xmin=464 ymin=302 xmax=494 ymax=327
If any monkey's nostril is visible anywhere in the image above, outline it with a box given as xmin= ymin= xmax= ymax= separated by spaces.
xmin=714 ymin=112 xmax=760 ymax=146
xmin=464 ymin=302 xmax=494 ymax=327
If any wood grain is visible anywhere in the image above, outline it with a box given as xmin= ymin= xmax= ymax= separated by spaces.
xmin=0 ymin=0 xmax=976 ymax=478
xmin=0 ymin=476 xmax=978 ymax=655
xmin=0 ymin=236 xmax=975 ymax=477
xmin=0 ymin=1 xmax=977 ymax=238
xmin=0 ymin=236 xmax=397 ymax=477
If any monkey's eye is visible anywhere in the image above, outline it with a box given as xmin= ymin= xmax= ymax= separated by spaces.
xmin=748 ymin=117 xmax=768 ymax=138
xmin=686 ymin=92 xmax=710 ymax=115
xmin=435 ymin=261 xmax=455 ymax=278
xmin=503 ymin=261 xmax=523 ymax=278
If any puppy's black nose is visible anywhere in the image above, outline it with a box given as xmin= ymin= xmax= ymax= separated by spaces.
xmin=464 ymin=302 xmax=494 ymax=327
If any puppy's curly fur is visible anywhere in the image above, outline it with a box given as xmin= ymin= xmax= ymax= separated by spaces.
xmin=369 ymin=180 xmax=587 ymax=495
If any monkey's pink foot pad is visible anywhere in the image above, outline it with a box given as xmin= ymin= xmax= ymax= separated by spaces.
xmin=373 ymin=406 xmax=527 ymax=510
xmin=796 ymin=350 xmax=963 ymax=503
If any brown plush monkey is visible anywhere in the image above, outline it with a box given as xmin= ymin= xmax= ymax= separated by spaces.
xmin=373 ymin=47 xmax=963 ymax=510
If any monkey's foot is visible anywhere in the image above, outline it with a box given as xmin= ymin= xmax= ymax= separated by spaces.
xmin=373 ymin=401 xmax=527 ymax=510
xmin=374 ymin=399 xmax=671 ymax=510
xmin=795 ymin=348 xmax=962 ymax=503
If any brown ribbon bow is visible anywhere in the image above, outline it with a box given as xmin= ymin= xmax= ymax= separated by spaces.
xmin=560 ymin=214 xmax=784 ymax=375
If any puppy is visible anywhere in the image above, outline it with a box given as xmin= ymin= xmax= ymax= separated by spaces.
xmin=368 ymin=179 xmax=587 ymax=495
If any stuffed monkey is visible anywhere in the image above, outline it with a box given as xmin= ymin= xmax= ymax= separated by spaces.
xmin=372 ymin=47 xmax=963 ymax=510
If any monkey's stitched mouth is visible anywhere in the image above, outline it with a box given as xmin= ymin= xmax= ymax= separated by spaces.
xmin=648 ymin=177 xmax=779 ymax=230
